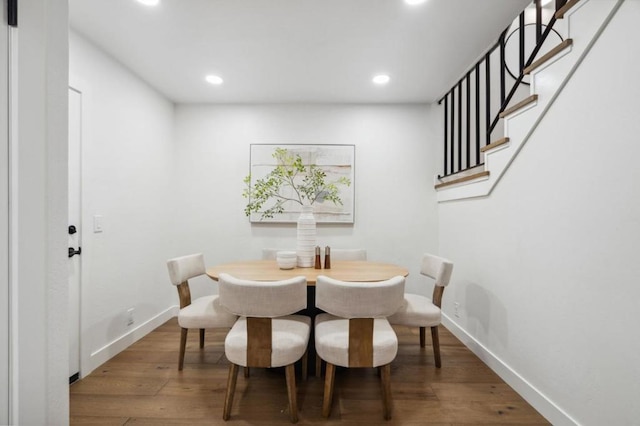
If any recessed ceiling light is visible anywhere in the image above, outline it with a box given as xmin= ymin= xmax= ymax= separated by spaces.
xmin=205 ymin=75 xmax=224 ymax=85
xmin=404 ymin=0 xmax=427 ymax=5
xmin=136 ymin=0 xmax=160 ymax=6
xmin=372 ymin=74 xmax=390 ymax=85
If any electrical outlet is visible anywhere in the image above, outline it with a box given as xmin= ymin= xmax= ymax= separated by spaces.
xmin=127 ymin=308 xmax=135 ymax=326
xmin=454 ymin=302 xmax=460 ymax=318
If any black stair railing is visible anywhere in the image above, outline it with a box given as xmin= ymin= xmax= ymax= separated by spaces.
xmin=437 ymin=0 xmax=568 ymax=180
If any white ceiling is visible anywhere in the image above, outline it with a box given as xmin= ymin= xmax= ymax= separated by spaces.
xmin=69 ymin=0 xmax=532 ymax=104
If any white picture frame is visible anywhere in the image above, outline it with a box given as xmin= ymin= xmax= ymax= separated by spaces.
xmin=247 ymin=144 xmax=355 ymax=223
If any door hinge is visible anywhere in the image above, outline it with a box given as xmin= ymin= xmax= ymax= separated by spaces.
xmin=8 ymin=0 xmax=17 ymax=27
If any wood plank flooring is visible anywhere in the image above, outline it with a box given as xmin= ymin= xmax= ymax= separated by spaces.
xmin=70 ymin=318 xmax=549 ymax=425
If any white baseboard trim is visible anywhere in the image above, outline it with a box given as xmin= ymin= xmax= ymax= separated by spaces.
xmin=86 ymin=305 xmax=179 ymax=377
xmin=441 ymin=314 xmax=579 ymax=426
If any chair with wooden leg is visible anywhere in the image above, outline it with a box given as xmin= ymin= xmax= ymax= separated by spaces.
xmin=166 ymin=253 xmax=238 ymax=370
xmin=263 ymin=247 xmax=368 ymax=378
xmin=313 ymin=248 xmax=367 ymax=377
xmin=314 ymin=275 xmax=405 ymax=420
xmin=388 ymin=253 xmax=454 ymax=368
xmin=218 ymin=273 xmax=310 ymax=423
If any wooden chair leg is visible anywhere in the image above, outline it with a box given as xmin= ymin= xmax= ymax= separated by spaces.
xmin=380 ymin=363 xmax=393 ymax=420
xmin=301 ymin=350 xmax=308 ymax=381
xmin=322 ymin=362 xmax=336 ymax=418
xmin=199 ymin=328 xmax=205 ymax=348
xmin=223 ymin=363 xmax=239 ymax=421
xmin=244 ymin=367 xmax=250 ymax=378
xmin=431 ymin=326 xmax=441 ymax=368
xmin=315 ymin=354 xmax=322 ymax=378
xmin=285 ymin=364 xmax=298 ymax=423
xmin=419 ymin=326 xmax=426 ymax=348
xmin=178 ymin=328 xmax=188 ymax=370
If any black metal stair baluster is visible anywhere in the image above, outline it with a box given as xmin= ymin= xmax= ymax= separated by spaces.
xmin=519 ymin=12 xmax=525 ymax=73
xmin=466 ymin=74 xmax=470 ymax=169
xmin=485 ymin=52 xmax=491 ymax=146
xmin=536 ymin=0 xmax=542 ymax=44
xmin=475 ymin=64 xmax=480 ymax=166
xmin=443 ymin=95 xmax=448 ymax=177
xmin=457 ymin=80 xmax=462 ymax=172
xmin=500 ymin=34 xmax=506 ymax=106
xmin=450 ymin=86 xmax=455 ymax=175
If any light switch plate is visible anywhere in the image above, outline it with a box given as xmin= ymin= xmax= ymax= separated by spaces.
xmin=93 ymin=215 xmax=103 ymax=233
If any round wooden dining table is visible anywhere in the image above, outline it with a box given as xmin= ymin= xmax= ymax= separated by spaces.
xmin=206 ymin=259 xmax=409 ymax=285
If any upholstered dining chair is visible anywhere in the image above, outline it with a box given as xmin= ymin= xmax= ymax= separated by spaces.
xmin=263 ymin=246 xmax=368 ymax=378
xmin=262 ymin=248 xmax=367 ymax=261
xmin=388 ymin=253 xmax=454 ymax=368
xmin=261 ymin=248 xmax=289 ymax=260
xmin=166 ymin=253 xmax=238 ymax=370
xmin=329 ymin=248 xmax=367 ymax=261
xmin=218 ymin=273 xmax=310 ymax=423
xmin=314 ymin=275 xmax=405 ymax=420
xmin=313 ymin=248 xmax=367 ymax=376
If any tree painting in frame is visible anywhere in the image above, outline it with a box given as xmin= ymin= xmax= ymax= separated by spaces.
xmin=247 ymin=144 xmax=355 ymax=223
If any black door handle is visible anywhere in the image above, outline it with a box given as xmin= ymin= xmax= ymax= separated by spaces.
xmin=68 ymin=247 xmax=82 ymax=258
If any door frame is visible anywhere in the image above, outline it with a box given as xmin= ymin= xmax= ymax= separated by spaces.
xmin=68 ymin=80 xmax=92 ymax=379
xmin=1 ymin=6 xmax=11 ymax=424
xmin=68 ymin=77 xmax=89 ymax=380
xmin=68 ymin=86 xmax=82 ymax=382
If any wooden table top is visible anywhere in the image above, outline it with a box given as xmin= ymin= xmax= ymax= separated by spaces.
xmin=206 ymin=260 xmax=408 ymax=285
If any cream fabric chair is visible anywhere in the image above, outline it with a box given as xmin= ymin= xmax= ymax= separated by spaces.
xmin=218 ymin=273 xmax=310 ymax=423
xmin=329 ymin=248 xmax=367 ymax=261
xmin=313 ymin=248 xmax=367 ymax=376
xmin=261 ymin=248 xmax=290 ymax=260
xmin=263 ymin=247 xmax=368 ymax=378
xmin=314 ymin=275 xmax=405 ymax=420
xmin=262 ymin=247 xmax=367 ymax=261
xmin=166 ymin=253 xmax=238 ymax=370
xmin=388 ymin=253 xmax=454 ymax=368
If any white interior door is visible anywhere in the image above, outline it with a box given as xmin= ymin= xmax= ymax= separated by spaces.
xmin=0 ymin=5 xmax=10 ymax=422
xmin=68 ymin=87 xmax=82 ymax=382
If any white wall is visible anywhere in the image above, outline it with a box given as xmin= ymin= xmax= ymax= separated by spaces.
xmin=173 ymin=104 xmax=439 ymax=298
xmin=69 ymin=32 xmax=177 ymax=374
xmin=13 ymin=0 xmax=68 ymax=423
xmin=68 ymin=33 xmax=441 ymax=376
xmin=438 ymin=2 xmax=640 ymax=424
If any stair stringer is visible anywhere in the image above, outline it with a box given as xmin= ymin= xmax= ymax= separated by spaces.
xmin=437 ymin=0 xmax=623 ymax=203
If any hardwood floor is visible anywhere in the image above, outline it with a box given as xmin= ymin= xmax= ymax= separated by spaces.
xmin=70 ymin=318 xmax=549 ymax=425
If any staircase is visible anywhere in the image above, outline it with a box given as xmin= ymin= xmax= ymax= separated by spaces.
xmin=435 ymin=0 xmax=623 ymax=202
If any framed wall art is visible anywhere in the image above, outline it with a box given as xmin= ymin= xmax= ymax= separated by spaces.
xmin=244 ymin=144 xmax=355 ymax=223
